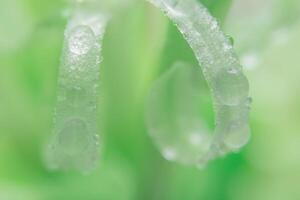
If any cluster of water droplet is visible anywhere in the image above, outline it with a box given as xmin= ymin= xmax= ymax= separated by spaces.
xmin=147 ymin=0 xmax=251 ymax=166
xmin=46 ymin=10 xmax=107 ymax=172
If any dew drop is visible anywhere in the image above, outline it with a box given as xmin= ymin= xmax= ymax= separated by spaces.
xmin=162 ymin=1 xmax=185 ymax=17
xmin=226 ymin=35 xmax=234 ymax=46
xmin=210 ymin=20 xmax=218 ymax=30
xmin=65 ymin=86 xmax=87 ymax=107
xmin=214 ymin=69 xmax=249 ymax=106
xmin=223 ymin=43 xmax=232 ymax=51
xmin=215 ymin=103 xmax=250 ymax=152
xmin=223 ymin=123 xmax=251 ymax=150
xmin=246 ymin=97 xmax=253 ymax=108
xmin=68 ymin=25 xmax=95 ymax=55
xmin=227 ymin=67 xmax=238 ymax=74
xmin=58 ymin=118 xmax=89 ymax=156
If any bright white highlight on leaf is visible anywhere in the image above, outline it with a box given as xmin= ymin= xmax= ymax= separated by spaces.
xmin=46 ymin=8 xmax=107 ymax=172
xmin=147 ymin=0 xmax=251 ymax=166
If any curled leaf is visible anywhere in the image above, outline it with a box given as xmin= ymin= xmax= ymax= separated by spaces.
xmin=147 ymin=0 xmax=251 ymax=166
xmin=46 ymin=8 xmax=108 ymax=172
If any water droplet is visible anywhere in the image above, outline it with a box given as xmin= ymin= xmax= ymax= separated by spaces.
xmin=163 ymin=1 xmax=185 ymax=17
xmin=66 ymin=86 xmax=87 ymax=107
xmin=246 ymin=97 xmax=252 ymax=108
xmin=226 ymin=35 xmax=234 ymax=46
xmin=215 ymin=102 xmax=251 ymax=152
xmin=227 ymin=67 xmax=238 ymax=74
xmin=223 ymin=43 xmax=232 ymax=51
xmin=214 ymin=69 xmax=249 ymax=106
xmin=58 ymin=118 xmax=89 ymax=156
xmin=223 ymin=123 xmax=251 ymax=150
xmin=68 ymin=25 xmax=95 ymax=55
xmin=210 ymin=20 xmax=218 ymax=30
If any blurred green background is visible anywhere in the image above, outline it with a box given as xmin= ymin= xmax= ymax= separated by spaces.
xmin=1 ymin=0 xmax=300 ymax=199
